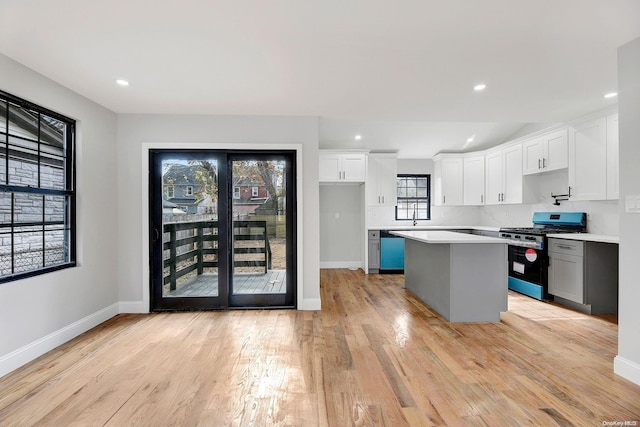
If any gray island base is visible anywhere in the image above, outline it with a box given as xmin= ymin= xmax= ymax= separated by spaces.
xmin=391 ymin=231 xmax=508 ymax=322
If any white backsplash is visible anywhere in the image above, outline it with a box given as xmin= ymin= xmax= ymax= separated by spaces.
xmin=480 ymin=170 xmax=620 ymax=235
xmin=480 ymin=201 xmax=619 ymax=235
xmin=366 ymin=204 xmax=481 ymax=228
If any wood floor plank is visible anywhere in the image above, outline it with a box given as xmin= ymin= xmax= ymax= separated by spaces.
xmin=1 ymin=269 xmax=639 ymax=426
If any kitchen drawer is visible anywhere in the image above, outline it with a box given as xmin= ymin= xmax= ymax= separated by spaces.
xmin=548 ymin=238 xmax=584 ymax=256
xmin=368 ymin=230 xmax=380 ymax=240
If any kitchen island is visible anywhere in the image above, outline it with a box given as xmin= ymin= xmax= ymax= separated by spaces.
xmin=391 ymin=230 xmax=508 ymax=322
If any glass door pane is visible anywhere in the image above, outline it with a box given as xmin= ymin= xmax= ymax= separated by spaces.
xmin=229 ymin=155 xmax=294 ymax=307
xmin=162 ymin=158 xmax=220 ymax=297
xmin=150 ymin=151 xmax=229 ymax=311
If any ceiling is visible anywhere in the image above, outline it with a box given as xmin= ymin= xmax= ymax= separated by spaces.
xmin=1 ymin=1 xmax=639 ymax=158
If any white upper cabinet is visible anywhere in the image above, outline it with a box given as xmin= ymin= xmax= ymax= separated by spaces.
xmin=485 ymin=144 xmax=523 ymax=205
xmin=434 ymin=154 xmax=463 ymax=206
xmin=367 ymin=154 xmax=397 ymax=206
xmin=568 ymin=117 xmax=608 ymax=200
xmin=463 ymin=153 xmax=485 ymax=205
xmin=522 ymin=128 xmax=568 ymax=175
xmin=606 ymin=113 xmax=619 ymax=200
xmin=319 ymin=151 xmax=367 ymax=183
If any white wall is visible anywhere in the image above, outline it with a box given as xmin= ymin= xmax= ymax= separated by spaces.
xmin=115 ymin=115 xmax=320 ymax=311
xmin=614 ymin=37 xmax=640 ymax=386
xmin=319 ymin=185 xmax=363 ymax=268
xmin=0 ymin=54 xmax=119 ymax=376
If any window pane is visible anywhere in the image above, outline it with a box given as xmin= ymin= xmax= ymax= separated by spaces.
xmin=45 ymin=195 xmax=66 ymax=223
xmin=0 ymin=99 xmax=6 ymax=135
xmin=417 ymin=178 xmax=428 ymax=188
xmin=0 ymin=226 xmax=11 ymax=276
xmin=14 ymin=193 xmax=43 ymax=223
xmin=41 ymin=162 xmax=65 ymax=190
xmin=13 ymin=225 xmax=43 ymax=273
xmin=44 ymin=226 xmax=66 ymax=267
xmin=0 ymin=192 xmax=10 ymax=223
xmin=8 ymin=105 xmax=38 ymax=141
xmin=8 ymin=142 xmax=38 ymax=188
xmin=40 ymin=114 xmax=65 ymax=149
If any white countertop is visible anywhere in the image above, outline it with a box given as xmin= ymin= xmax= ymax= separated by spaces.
xmin=390 ymin=230 xmax=507 ymax=244
xmin=370 ymin=225 xmax=500 ymax=232
xmin=547 ymin=233 xmax=619 ymax=244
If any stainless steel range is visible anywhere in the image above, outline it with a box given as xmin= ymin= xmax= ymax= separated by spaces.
xmin=500 ymin=212 xmax=587 ymax=300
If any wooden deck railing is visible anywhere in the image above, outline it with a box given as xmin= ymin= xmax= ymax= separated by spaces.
xmin=163 ymin=220 xmax=271 ymax=291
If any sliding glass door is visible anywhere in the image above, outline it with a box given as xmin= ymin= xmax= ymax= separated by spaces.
xmin=149 ymin=149 xmax=296 ymax=310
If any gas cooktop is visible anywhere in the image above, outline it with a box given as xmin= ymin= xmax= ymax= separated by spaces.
xmin=499 ymin=226 xmax=583 ymax=235
xmin=500 ymin=212 xmax=587 ymax=236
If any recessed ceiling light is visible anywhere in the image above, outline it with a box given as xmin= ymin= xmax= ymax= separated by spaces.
xmin=473 ymin=83 xmax=487 ymax=92
xmin=604 ymin=92 xmax=618 ymax=99
xmin=116 ymin=79 xmax=130 ymax=87
xmin=354 ymin=134 xmax=362 ymax=140
xmin=467 ymin=135 xmax=476 ymax=143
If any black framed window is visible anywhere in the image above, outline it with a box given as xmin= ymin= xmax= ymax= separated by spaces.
xmin=0 ymin=90 xmax=76 ymax=283
xmin=396 ymin=174 xmax=430 ymax=221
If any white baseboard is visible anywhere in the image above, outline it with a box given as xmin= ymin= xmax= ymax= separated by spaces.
xmin=319 ymin=261 xmax=362 ymax=269
xmin=614 ymin=355 xmax=640 ymax=386
xmin=0 ymin=303 xmax=119 ymax=378
xmin=298 ymin=298 xmax=321 ymax=311
xmin=119 ymin=300 xmax=149 ymax=313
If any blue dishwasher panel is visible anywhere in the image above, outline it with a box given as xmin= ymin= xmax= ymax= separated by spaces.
xmin=380 ymin=237 xmax=405 ymax=271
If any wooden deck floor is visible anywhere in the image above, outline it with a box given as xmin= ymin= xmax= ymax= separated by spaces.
xmin=167 ymin=270 xmax=287 ymax=297
xmin=0 ymin=269 xmax=638 ymax=426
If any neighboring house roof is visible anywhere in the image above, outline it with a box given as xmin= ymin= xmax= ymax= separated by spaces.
xmin=164 ymin=164 xmax=202 ymax=186
xmin=162 ymin=199 xmax=179 ymax=208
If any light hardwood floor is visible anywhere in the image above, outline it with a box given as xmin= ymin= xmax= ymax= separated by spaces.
xmin=0 ymin=269 xmax=638 ymax=426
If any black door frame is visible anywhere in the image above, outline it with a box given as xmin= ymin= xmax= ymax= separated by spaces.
xmin=149 ymin=149 xmax=296 ymax=311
